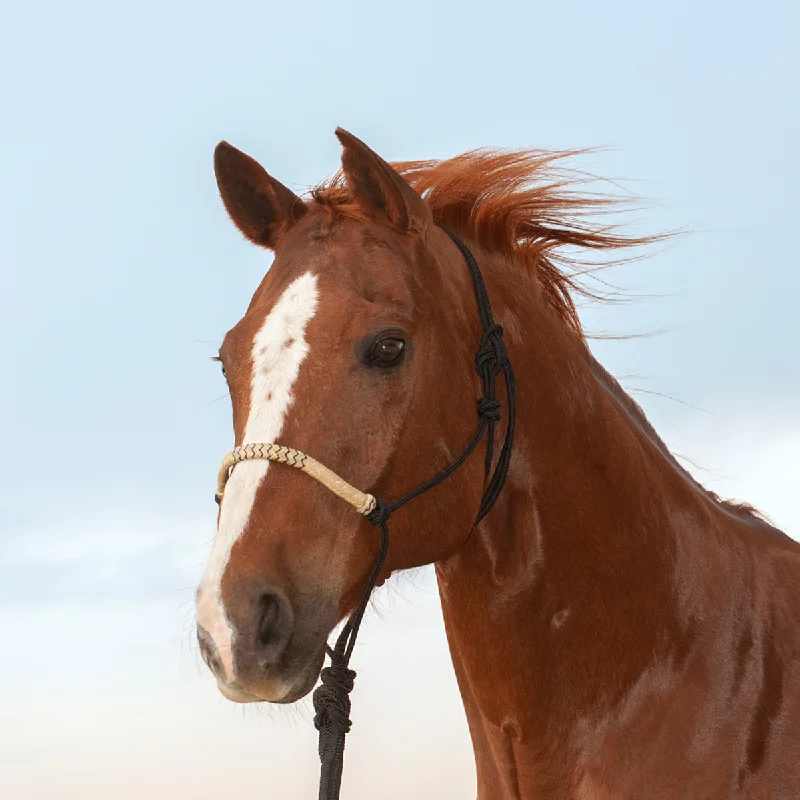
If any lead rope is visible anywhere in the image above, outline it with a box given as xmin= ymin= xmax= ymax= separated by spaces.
xmin=310 ymin=229 xmax=516 ymax=800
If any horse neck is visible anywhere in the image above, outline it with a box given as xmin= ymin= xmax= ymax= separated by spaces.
xmin=433 ymin=251 xmax=736 ymax=795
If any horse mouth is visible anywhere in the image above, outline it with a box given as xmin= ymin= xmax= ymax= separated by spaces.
xmin=216 ymin=681 xmax=264 ymax=704
xmin=273 ymin=646 xmax=327 ymax=704
xmin=216 ymin=644 xmax=327 ymax=705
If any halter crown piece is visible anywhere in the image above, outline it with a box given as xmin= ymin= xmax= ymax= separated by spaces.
xmin=214 ymin=229 xmax=516 ymax=800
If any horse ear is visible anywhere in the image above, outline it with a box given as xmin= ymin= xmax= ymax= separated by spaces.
xmin=335 ymin=128 xmax=431 ymax=232
xmin=214 ymin=142 xmax=307 ymax=249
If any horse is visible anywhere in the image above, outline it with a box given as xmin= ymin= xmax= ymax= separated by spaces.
xmin=194 ymin=129 xmax=800 ymax=799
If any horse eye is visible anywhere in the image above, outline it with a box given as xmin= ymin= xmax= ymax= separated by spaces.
xmin=220 ymin=363 xmax=226 ymax=377
xmin=370 ymin=336 xmax=405 ymax=368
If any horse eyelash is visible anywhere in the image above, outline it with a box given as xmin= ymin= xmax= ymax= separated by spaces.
xmin=211 ymin=355 xmax=226 ymax=377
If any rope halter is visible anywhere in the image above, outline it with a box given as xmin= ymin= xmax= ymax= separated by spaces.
xmin=211 ymin=229 xmax=515 ymax=800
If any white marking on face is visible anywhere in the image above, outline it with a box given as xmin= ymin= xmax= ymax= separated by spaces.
xmin=196 ymin=272 xmax=319 ymax=684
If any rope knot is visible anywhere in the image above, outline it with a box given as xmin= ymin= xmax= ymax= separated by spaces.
xmin=477 ymin=397 xmax=502 ymax=422
xmin=474 ymin=324 xmax=506 ymax=377
xmin=313 ymin=662 xmax=356 ymax=741
xmin=365 ymin=498 xmax=391 ymax=526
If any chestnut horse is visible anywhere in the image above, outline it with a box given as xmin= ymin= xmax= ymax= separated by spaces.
xmin=195 ymin=129 xmax=800 ymax=798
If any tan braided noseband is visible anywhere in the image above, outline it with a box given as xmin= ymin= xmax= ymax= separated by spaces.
xmin=215 ymin=443 xmax=377 ymax=517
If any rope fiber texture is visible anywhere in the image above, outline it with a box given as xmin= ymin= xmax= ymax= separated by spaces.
xmin=215 ymin=442 xmax=377 ymax=516
xmin=212 ymin=229 xmax=515 ymax=800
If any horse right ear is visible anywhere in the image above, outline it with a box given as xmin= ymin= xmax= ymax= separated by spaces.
xmin=336 ymin=128 xmax=432 ymax=232
xmin=214 ymin=142 xmax=307 ymax=250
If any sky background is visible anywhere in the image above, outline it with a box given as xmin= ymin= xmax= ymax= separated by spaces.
xmin=1 ymin=0 xmax=798 ymax=797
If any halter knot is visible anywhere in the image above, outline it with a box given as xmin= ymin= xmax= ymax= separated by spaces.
xmin=313 ymin=661 xmax=356 ymax=745
xmin=474 ymin=323 xmax=506 ymax=377
xmin=477 ymin=397 xmax=502 ymax=422
xmin=365 ymin=497 xmax=391 ymax=526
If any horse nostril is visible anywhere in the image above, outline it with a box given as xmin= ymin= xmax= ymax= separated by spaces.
xmin=255 ymin=590 xmax=293 ymax=668
xmin=258 ymin=594 xmax=280 ymax=648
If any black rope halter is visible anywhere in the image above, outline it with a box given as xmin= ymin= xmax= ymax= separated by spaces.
xmin=312 ymin=229 xmax=516 ymax=800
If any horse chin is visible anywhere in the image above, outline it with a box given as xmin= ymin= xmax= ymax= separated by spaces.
xmin=218 ymin=645 xmax=327 ymax=705
xmin=215 ymin=680 xmax=264 ymax=704
xmin=274 ymin=645 xmax=327 ymax=704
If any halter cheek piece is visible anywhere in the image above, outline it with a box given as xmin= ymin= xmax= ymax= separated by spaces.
xmin=213 ymin=230 xmax=516 ymax=800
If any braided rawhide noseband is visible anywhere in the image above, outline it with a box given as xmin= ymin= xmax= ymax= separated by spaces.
xmin=216 ymin=443 xmax=377 ymax=515
xmin=214 ymin=229 xmax=516 ymax=800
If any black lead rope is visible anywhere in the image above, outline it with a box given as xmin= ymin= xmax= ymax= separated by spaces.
xmin=312 ymin=229 xmax=516 ymax=800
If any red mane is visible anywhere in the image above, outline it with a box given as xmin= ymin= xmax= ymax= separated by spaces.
xmin=312 ymin=148 xmax=661 ymax=337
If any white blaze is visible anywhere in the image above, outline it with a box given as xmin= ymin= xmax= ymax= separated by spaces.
xmin=196 ymin=272 xmax=319 ymax=683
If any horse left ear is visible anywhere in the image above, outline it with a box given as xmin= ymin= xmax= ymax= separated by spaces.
xmin=214 ymin=141 xmax=307 ymax=250
xmin=335 ymin=128 xmax=431 ymax=232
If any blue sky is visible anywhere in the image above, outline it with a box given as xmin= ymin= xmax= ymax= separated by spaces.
xmin=1 ymin=0 xmax=798 ymax=797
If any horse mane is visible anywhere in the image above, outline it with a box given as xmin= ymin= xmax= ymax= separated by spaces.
xmin=312 ymin=148 xmax=657 ymax=338
xmin=312 ymin=148 xmax=778 ymax=532
xmin=586 ymin=351 xmax=779 ymax=531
